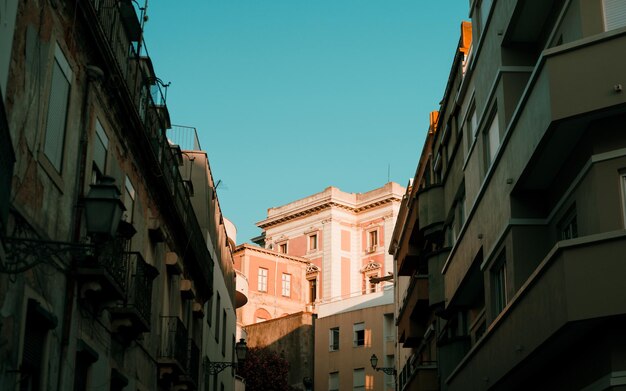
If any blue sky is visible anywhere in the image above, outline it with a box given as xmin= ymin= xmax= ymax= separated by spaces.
xmin=143 ymin=1 xmax=469 ymax=243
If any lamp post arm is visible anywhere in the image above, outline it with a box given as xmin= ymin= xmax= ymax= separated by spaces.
xmin=1 ymin=236 xmax=94 ymax=274
xmin=205 ymin=360 xmax=238 ymax=376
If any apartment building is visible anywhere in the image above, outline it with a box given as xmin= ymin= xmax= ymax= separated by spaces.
xmin=391 ymin=1 xmax=626 ymax=390
xmin=0 ymin=2 xmax=241 ymax=390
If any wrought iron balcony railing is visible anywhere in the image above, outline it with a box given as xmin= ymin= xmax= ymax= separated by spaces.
xmin=159 ymin=316 xmax=189 ymax=373
xmin=185 ymin=338 xmax=200 ymax=387
xmin=109 ymin=252 xmax=158 ymax=337
xmin=83 ymin=0 xmax=214 ymax=297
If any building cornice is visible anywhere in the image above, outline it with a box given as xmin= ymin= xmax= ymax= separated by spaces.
xmin=233 ymin=243 xmax=310 ymax=264
xmin=257 ymin=196 xmax=402 ymax=230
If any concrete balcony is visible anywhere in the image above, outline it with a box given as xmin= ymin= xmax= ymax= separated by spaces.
xmin=426 ymin=249 xmax=449 ymax=307
xmin=445 ymin=232 xmax=626 ymax=390
xmin=397 ymin=276 xmax=429 ymax=348
xmin=417 ymin=185 xmax=444 ymax=236
xmin=235 ymin=269 xmax=249 ymax=308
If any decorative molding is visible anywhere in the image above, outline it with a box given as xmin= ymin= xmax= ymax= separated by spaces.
xmin=257 ymin=197 xmax=402 ymax=229
xmin=306 ymin=264 xmax=320 ymax=275
xmin=361 ymin=261 xmax=381 ymax=273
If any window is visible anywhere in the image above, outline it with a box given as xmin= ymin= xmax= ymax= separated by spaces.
xmin=206 ymin=295 xmax=213 ymax=326
xmin=621 ymin=174 xmax=626 ymax=226
xmin=258 ymin=268 xmax=268 ymax=292
xmin=467 ymin=104 xmax=478 ymax=139
xmin=329 ymin=327 xmax=339 ymax=351
xmin=279 ymin=242 xmax=288 ymax=254
xmin=281 ymin=273 xmax=291 ymax=297
xmin=458 ymin=192 xmax=467 ymax=229
xmin=123 ymin=176 xmax=135 ymax=223
xmin=353 ymin=322 xmax=365 ymax=347
xmin=329 ymin=372 xmax=339 ymax=391
xmin=559 ymin=206 xmax=578 ymax=240
xmin=492 ymin=256 xmax=507 ymax=316
xmin=476 ymin=0 xmax=493 ymax=35
xmin=603 ymin=0 xmax=626 ymax=31
xmin=21 ymin=299 xmax=56 ymax=391
xmin=215 ymin=293 xmax=221 ymax=342
xmin=92 ymin=119 xmax=108 ymax=183
xmin=353 ymin=368 xmax=365 ymax=391
xmin=308 ymin=278 xmax=317 ymax=303
xmin=367 ymin=230 xmax=378 ymax=252
xmin=308 ymin=233 xmax=318 ymax=251
xmin=43 ymin=44 xmax=72 ymax=172
xmin=221 ymin=310 xmax=227 ymax=356
xmin=364 ymin=273 xmax=378 ymax=294
xmin=484 ymin=113 xmax=500 ymax=167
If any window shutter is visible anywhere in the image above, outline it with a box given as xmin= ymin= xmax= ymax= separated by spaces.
xmin=604 ymin=0 xmax=626 ymax=30
xmin=43 ymin=60 xmax=70 ymax=172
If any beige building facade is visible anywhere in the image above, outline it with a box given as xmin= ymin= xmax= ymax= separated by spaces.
xmin=0 ymin=2 xmax=241 ymax=391
xmin=391 ymin=0 xmax=626 ymax=390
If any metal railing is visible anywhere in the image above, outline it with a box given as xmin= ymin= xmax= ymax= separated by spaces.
xmin=92 ymin=236 xmax=131 ymax=293
xmin=168 ymin=125 xmax=201 ymax=151
xmin=83 ymin=0 xmax=214 ymax=296
xmin=186 ymin=339 xmax=200 ymax=387
xmin=159 ymin=316 xmax=189 ymax=371
xmin=124 ymin=252 xmax=157 ymax=327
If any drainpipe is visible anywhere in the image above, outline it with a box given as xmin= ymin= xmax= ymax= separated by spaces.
xmin=57 ymin=64 xmax=104 ymax=390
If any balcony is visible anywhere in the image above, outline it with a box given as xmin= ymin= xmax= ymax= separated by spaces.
xmin=82 ymin=0 xmax=214 ymax=298
xmin=110 ymin=252 xmax=158 ymax=341
xmin=426 ymin=249 xmax=449 ymax=307
xmin=158 ymin=316 xmax=189 ymax=381
xmin=179 ymin=338 xmax=200 ymax=389
xmin=235 ymin=270 xmax=249 ymax=308
xmin=446 ymin=232 xmax=626 ymax=390
xmin=417 ymin=185 xmax=444 ymax=236
xmin=76 ymin=235 xmax=131 ymax=302
xmin=397 ymin=275 xmax=429 ymax=348
xmin=401 ymin=358 xmax=438 ymax=391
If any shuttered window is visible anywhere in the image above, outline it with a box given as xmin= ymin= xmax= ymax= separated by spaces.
xmin=604 ymin=0 xmax=626 ymax=31
xmin=43 ymin=45 xmax=72 ymax=173
xmin=21 ymin=300 xmax=56 ymax=391
xmin=93 ymin=119 xmax=108 ymax=174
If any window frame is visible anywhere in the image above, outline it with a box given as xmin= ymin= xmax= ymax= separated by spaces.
xmin=621 ymin=173 xmax=626 ymax=226
xmin=484 ymin=110 xmax=500 ymax=169
xmin=281 ymin=273 xmax=291 ymax=297
xmin=352 ymin=368 xmax=365 ymax=391
xmin=257 ymin=267 xmax=268 ymax=292
xmin=491 ymin=253 xmax=507 ymax=316
xmin=329 ymin=371 xmax=339 ymax=391
xmin=353 ymin=322 xmax=365 ymax=347
xmin=329 ymin=327 xmax=339 ymax=351
xmin=308 ymin=233 xmax=318 ymax=252
xmin=42 ymin=43 xmax=72 ymax=174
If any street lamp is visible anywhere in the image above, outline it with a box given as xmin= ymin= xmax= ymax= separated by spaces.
xmin=370 ymin=354 xmax=397 ymax=376
xmin=1 ymin=176 xmax=126 ymax=274
xmin=205 ymin=338 xmax=248 ymax=375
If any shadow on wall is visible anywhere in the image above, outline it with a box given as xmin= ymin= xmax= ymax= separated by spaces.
xmin=244 ymin=312 xmax=315 ymax=391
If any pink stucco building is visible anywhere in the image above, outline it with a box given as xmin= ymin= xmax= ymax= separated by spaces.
xmin=254 ymin=182 xmax=405 ymax=306
xmin=236 ymin=183 xmax=404 ymax=390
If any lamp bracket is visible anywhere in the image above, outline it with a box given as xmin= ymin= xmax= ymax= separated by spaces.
xmin=2 ymin=236 xmax=94 ymax=274
xmin=376 ymin=367 xmax=397 ymax=376
xmin=205 ymin=359 xmax=237 ymax=376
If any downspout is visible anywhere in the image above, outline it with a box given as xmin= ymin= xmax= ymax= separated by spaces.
xmin=56 ymin=64 xmax=104 ymax=390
